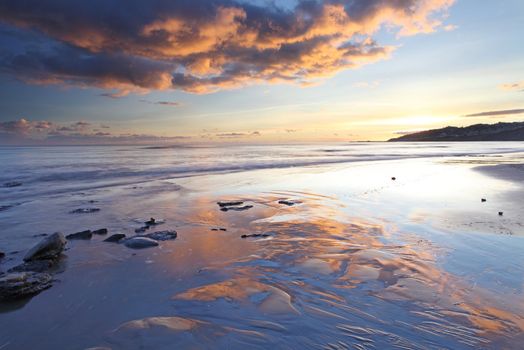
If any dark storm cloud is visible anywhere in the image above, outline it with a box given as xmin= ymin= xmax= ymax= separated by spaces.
xmin=0 ymin=0 xmax=454 ymax=95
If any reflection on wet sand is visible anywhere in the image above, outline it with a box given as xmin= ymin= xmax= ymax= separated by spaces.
xmin=101 ymin=193 xmax=523 ymax=349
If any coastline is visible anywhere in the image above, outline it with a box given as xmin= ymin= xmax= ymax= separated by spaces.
xmin=0 ymin=145 xmax=523 ymax=349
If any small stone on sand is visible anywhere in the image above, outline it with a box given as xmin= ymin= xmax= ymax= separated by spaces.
xmin=124 ymin=237 xmax=159 ymax=249
xmin=66 ymin=230 xmax=92 ymax=240
xmin=92 ymin=228 xmax=108 ymax=235
xmin=104 ymin=234 xmax=126 ymax=243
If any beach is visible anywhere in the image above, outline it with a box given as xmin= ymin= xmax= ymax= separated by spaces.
xmin=1 ymin=142 xmax=523 ymax=349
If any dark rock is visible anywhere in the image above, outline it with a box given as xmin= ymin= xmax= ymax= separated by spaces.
xmin=8 ymin=260 xmax=54 ymax=273
xmin=24 ymin=233 xmax=66 ymax=262
xmin=0 ymin=272 xmax=52 ymax=300
xmin=145 ymin=217 xmax=156 ymax=225
xmin=219 ymin=228 xmax=227 ymax=231
xmin=498 ymin=211 xmax=504 ymax=216
xmin=481 ymin=198 xmax=487 ymax=202
xmin=104 ymin=234 xmax=126 ymax=243
xmin=92 ymin=228 xmax=108 ymax=235
xmin=66 ymin=230 xmax=92 ymax=240
xmin=278 ymin=200 xmax=295 ymax=206
xmin=391 ymin=177 xmax=396 ymax=181
xmin=0 ymin=251 xmax=4 ymax=259
xmin=241 ymin=233 xmax=271 ymax=239
xmin=211 ymin=228 xmax=219 ymax=231
xmin=220 ymin=205 xmax=253 ymax=212
xmin=217 ymin=201 xmax=244 ymax=207
xmin=70 ymin=208 xmax=100 ymax=214
xmin=124 ymin=237 xmax=159 ymax=249
xmin=143 ymin=230 xmax=177 ymax=241
xmin=3 ymin=181 xmax=22 ymax=188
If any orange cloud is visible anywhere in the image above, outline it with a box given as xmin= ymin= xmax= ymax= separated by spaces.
xmin=0 ymin=0 xmax=455 ymax=94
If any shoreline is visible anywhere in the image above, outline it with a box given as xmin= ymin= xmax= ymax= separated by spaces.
xmin=1 ymin=146 xmax=524 ymax=349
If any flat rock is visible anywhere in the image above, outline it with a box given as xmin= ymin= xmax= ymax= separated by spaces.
xmin=217 ymin=201 xmax=244 ymax=207
xmin=278 ymin=200 xmax=296 ymax=206
xmin=24 ymin=232 xmax=66 ymax=262
xmin=143 ymin=230 xmax=177 ymax=241
xmin=104 ymin=233 xmax=126 ymax=243
xmin=220 ymin=205 xmax=253 ymax=212
xmin=241 ymin=233 xmax=271 ymax=239
xmin=124 ymin=237 xmax=159 ymax=249
xmin=69 ymin=208 xmax=100 ymax=214
xmin=0 ymin=272 xmax=53 ymax=300
xmin=92 ymin=228 xmax=108 ymax=235
xmin=9 ymin=259 xmax=55 ymax=273
xmin=66 ymin=230 xmax=92 ymax=240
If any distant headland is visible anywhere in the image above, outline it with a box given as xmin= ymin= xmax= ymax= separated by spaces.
xmin=389 ymin=121 xmax=524 ymax=141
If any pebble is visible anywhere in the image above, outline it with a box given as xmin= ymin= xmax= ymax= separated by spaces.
xmin=66 ymin=230 xmax=93 ymax=240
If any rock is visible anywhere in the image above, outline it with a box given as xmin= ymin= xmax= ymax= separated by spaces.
xmin=219 ymin=228 xmax=227 ymax=231
xmin=217 ymin=201 xmax=244 ymax=207
xmin=211 ymin=228 xmax=227 ymax=232
xmin=278 ymin=200 xmax=295 ymax=206
xmin=391 ymin=177 xmax=396 ymax=181
xmin=481 ymin=198 xmax=487 ymax=202
xmin=0 ymin=251 xmax=4 ymax=259
xmin=143 ymin=230 xmax=177 ymax=241
xmin=220 ymin=205 xmax=253 ymax=212
xmin=8 ymin=260 xmax=54 ymax=273
xmin=0 ymin=272 xmax=52 ymax=300
xmin=211 ymin=228 xmax=219 ymax=231
xmin=498 ymin=211 xmax=504 ymax=216
xmin=92 ymin=228 xmax=108 ymax=235
xmin=241 ymin=233 xmax=271 ymax=239
xmin=135 ymin=226 xmax=148 ymax=233
xmin=3 ymin=181 xmax=22 ymax=188
xmin=66 ymin=230 xmax=92 ymax=240
xmin=124 ymin=237 xmax=159 ymax=249
xmin=24 ymin=232 xmax=66 ymax=262
xmin=69 ymin=208 xmax=100 ymax=214
xmin=104 ymin=233 xmax=126 ymax=243
xmin=145 ymin=217 xmax=156 ymax=225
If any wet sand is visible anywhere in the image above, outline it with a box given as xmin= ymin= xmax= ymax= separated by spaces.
xmin=1 ymin=152 xmax=524 ymax=349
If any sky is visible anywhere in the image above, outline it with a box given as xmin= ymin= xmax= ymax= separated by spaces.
xmin=0 ymin=0 xmax=523 ymax=145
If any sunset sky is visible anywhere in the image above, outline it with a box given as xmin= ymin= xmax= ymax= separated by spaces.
xmin=0 ymin=0 xmax=523 ymax=144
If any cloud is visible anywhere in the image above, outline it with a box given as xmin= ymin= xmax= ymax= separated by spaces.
xmin=140 ymin=99 xmax=180 ymax=106
xmin=499 ymin=81 xmax=524 ymax=92
xmin=0 ymin=118 xmax=54 ymax=135
xmin=464 ymin=109 xmax=524 ymax=117
xmin=0 ymin=0 xmax=454 ymax=95
xmin=0 ymin=118 xmax=193 ymax=145
xmin=0 ymin=118 xmax=32 ymax=135
xmin=393 ymin=130 xmax=424 ymax=135
xmin=215 ymin=131 xmax=261 ymax=138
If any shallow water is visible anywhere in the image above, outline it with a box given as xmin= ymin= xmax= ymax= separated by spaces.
xmin=0 ymin=143 xmax=523 ymax=349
